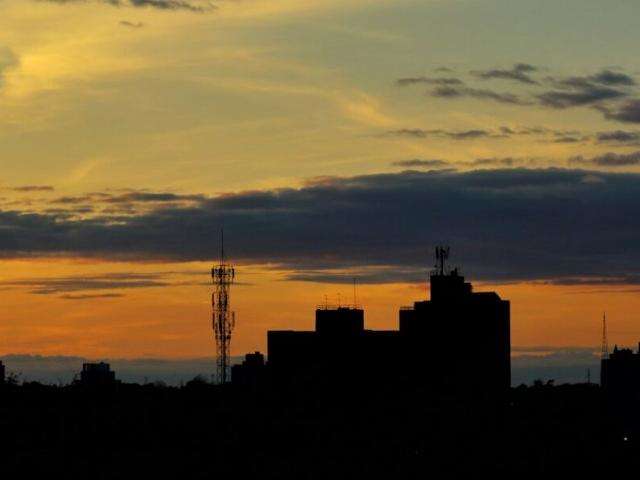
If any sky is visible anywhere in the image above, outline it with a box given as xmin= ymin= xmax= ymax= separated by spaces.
xmin=1 ymin=0 xmax=640 ymax=377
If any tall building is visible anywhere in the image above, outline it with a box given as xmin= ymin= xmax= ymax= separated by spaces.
xmin=264 ymin=250 xmax=511 ymax=395
xmin=80 ymin=362 xmax=117 ymax=386
xmin=601 ymin=344 xmax=640 ymax=394
xmin=267 ymin=306 xmax=397 ymax=387
xmin=400 ymin=267 xmax=511 ymax=393
xmin=0 ymin=361 xmax=5 ymax=384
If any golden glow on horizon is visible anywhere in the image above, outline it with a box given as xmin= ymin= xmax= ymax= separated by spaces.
xmin=0 ymin=258 xmax=638 ymax=359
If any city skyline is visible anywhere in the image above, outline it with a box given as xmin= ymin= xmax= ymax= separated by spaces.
xmin=2 ymin=0 xmax=640 ymax=361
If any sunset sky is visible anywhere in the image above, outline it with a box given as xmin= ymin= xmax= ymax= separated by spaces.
xmin=2 ymin=0 xmax=640 ymax=366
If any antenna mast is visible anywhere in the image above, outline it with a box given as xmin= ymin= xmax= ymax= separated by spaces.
xmin=435 ymin=246 xmax=450 ymax=275
xmin=601 ymin=312 xmax=609 ymax=360
xmin=211 ymin=229 xmax=235 ymax=384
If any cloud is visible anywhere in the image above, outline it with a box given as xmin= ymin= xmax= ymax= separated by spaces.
xmin=285 ymin=266 xmax=428 ymax=284
xmin=36 ymin=0 xmax=216 ymax=13
xmin=431 ymin=86 xmax=531 ymax=105
xmin=383 ymin=128 xmax=502 ymax=140
xmin=396 ymin=77 xmax=463 ymax=87
xmin=601 ymin=100 xmax=640 ymax=123
xmin=471 ymin=63 xmax=539 ymax=85
xmin=466 ymin=157 xmax=518 ymax=167
xmin=40 ymin=190 xmax=206 ymax=218
xmin=541 ymin=275 xmax=640 ymax=286
xmin=398 ymin=64 xmax=640 ymax=122
xmin=570 ymin=151 xmax=640 ymax=167
xmin=391 ymin=157 xmax=539 ymax=170
xmin=551 ymin=135 xmax=585 ymax=143
xmin=391 ymin=159 xmax=450 ymax=168
xmin=537 ymin=86 xmax=626 ymax=109
xmin=0 ymin=273 xmax=170 ymax=295
xmin=60 ymin=293 xmax=126 ymax=300
xmin=5 ymin=185 xmax=55 ymax=192
xmin=4 ymin=169 xmax=640 ymax=284
xmin=596 ymin=130 xmax=640 ymax=144
xmin=120 ymin=20 xmax=145 ymax=28
xmin=589 ymin=69 xmax=635 ymax=86
xmin=537 ymin=69 xmax=635 ymax=109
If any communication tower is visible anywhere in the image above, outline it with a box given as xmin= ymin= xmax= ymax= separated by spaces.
xmin=601 ymin=312 xmax=609 ymax=360
xmin=211 ymin=230 xmax=235 ymax=384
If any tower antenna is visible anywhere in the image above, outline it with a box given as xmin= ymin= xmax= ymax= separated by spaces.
xmin=435 ymin=246 xmax=450 ymax=275
xmin=601 ymin=312 xmax=609 ymax=360
xmin=211 ymin=229 xmax=235 ymax=384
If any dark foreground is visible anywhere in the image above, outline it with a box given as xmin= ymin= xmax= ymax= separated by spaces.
xmin=0 ymin=380 xmax=637 ymax=479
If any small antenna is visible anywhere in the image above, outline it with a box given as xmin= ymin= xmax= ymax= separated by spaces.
xmin=435 ymin=246 xmax=450 ymax=275
xmin=586 ymin=368 xmax=591 ymax=384
xmin=601 ymin=312 xmax=609 ymax=360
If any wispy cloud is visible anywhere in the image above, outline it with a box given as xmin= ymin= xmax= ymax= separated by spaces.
xmin=120 ymin=20 xmax=145 ymax=28
xmin=570 ymin=151 xmax=640 ymax=167
xmin=431 ymin=85 xmax=532 ymax=105
xmin=471 ymin=63 xmax=539 ymax=85
xmin=0 ymin=272 xmax=171 ymax=295
xmin=35 ymin=0 xmax=216 ymax=13
xmin=596 ymin=130 xmax=640 ymax=144
xmin=383 ymin=128 xmax=506 ymax=140
xmin=391 ymin=159 xmax=450 ymax=168
xmin=397 ymin=65 xmax=640 ymax=122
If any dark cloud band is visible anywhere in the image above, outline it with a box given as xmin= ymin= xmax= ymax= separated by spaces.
xmin=2 ymin=169 xmax=640 ymax=284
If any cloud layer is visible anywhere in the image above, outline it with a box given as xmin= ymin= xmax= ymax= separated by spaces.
xmin=398 ymin=64 xmax=640 ymax=123
xmin=2 ymin=169 xmax=640 ymax=284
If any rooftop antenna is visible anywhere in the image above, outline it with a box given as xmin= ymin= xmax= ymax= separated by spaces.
xmin=601 ymin=312 xmax=609 ymax=361
xmin=435 ymin=246 xmax=450 ymax=275
xmin=211 ymin=228 xmax=235 ymax=384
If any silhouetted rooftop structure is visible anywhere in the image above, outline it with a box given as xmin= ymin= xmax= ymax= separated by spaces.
xmin=231 ymin=351 xmax=266 ymax=388
xmin=263 ymin=248 xmax=511 ymax=395
xmin=601 ymin=343 xmax=640 ymax=394
xmin=80 ymin=362 xmax=116 ymax=386
xmin=400 ymin=266 xmax=510 ymax=393
xmin=0 ymin=361 xmax=5 ymax=384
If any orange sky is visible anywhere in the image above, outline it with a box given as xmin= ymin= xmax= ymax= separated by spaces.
xmin=0 ymin=258 xmax=637 ymax=359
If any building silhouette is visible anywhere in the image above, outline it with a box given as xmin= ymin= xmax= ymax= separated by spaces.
xmin=231 ymin=351 xmax=266 ymax=388
xmin=0 ymin=360 xmax=5 ymax=384
xmin=80 ymin=362 xmax=117 ymax=386
xmin=262 ymin=250 xmax=511 ymax=394
xmin=400 ymin=266 xmax=510 ymax=393
xmin=601 ymin=344 xmax=640 ymax=394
